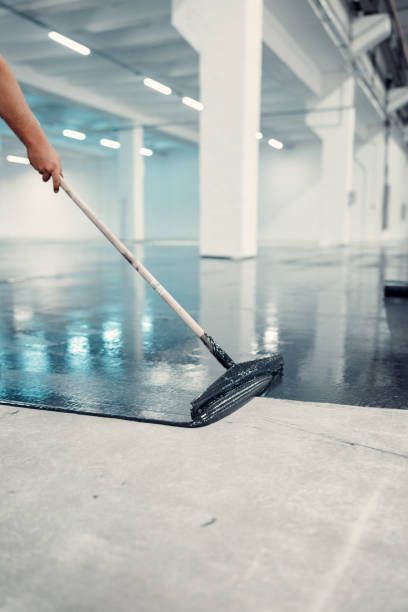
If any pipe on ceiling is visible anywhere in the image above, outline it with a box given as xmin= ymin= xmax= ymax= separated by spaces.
xmin=308 ymin=0 xmax=387 ymax=117
xmin=383 ymin=0 xmax=408 ymax=69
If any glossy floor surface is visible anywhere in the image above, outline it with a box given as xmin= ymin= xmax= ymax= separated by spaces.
xmin=0 ymin=240 xmax=407 ymax=424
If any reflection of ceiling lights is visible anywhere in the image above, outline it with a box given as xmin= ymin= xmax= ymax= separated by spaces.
xmin=103 ymin=328 xmax=121 ymax=342
xmin=102 ymin=322 xmax=122 ymax=346
xmin=143 ymin=77 xmax=172 ymax=96
xmin=182 ymin=96 xmax=203 ymax=111
xmin=68 ymin=335 xmax=89 ymax=355
xmin=6 ymin=155 xmax=29 ymax=165
xmin=100 ymin=138 xmax=121 ymax=149
xmin=268 ymin=138 xmax=284 ymax=150
xmin=142 ymin=315 xmax=153 ymax=331
xmin=256 ymin=131 xmax=263 ymax=140
xmin=63 ymin=129 xmax=86 ymax=141
xmin=140 ymin=147 xmax=153 ymax=157
xmin=22 ymin=340 xmax=49 ymax=374
xmin=48 ymin=31 xmax=91 ymax=56
xmin=263 ymin=327 xmax=279 ymax=352
xmin=14 ymin=308 xmax=33 ymax=322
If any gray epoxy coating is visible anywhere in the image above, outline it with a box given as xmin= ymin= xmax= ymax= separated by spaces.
xmin=0 ymin=240 xmax=407 ymax=424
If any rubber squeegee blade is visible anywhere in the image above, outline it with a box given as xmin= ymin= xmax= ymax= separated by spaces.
xmin=191 ymin=353 xmax=284 ymax=425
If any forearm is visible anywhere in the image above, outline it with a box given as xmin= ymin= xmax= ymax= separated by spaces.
xmin=0 ymin=56 xmax=61 ymax=191
xmin=0 ymin=56 xmax=47 ymax=148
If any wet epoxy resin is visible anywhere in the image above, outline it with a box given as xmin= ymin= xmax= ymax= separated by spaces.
xmin=0 ymin=240 xmax=407 ymax=425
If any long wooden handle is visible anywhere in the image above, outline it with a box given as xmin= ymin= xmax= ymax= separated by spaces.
xmin=59 ymin=177 xmax=205 ymax=339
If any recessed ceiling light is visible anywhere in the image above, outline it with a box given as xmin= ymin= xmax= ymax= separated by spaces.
xmin=268 ymin=138 xmax=284 ymax=150
xmin=100 ymin=138 xmax=121 ymax=149
xmin=143 ymin=77 xmax=172 ymax=96
xmin=256 ymin=131 xmax=263 ymax=140
xmin=6 ymin=155 xmax=30 ymax=165
xmin=140 ymin=147 xmax=153 ymax=157
xmin=182 ymin=96 xmax=204 ymax=111
xmin=63 ymin=129 xmax=86 ymax=141
xmin=48 ymin=31 xmax=90 ymax=56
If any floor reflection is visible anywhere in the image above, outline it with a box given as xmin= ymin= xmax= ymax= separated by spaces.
xmin=0 ymin=240 xmax=407 ymax=425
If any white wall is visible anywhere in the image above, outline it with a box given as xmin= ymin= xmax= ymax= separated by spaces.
xmin=0 ymin=137 xmax=200 ymax=243
xmin=351 ymin=132 xmax=385 ymax=243
xmin=384 ymin=136 xmax=408 ymax=242
xmin=144 ymin=143 xmax=199 ymax=241
xmin=259 ymin=132 xmax=408 ymax=246
xmin=258 ymin=141 xmax=322 ymax=245
xmin=352 ymin=132 xmax=408 ymax=244
xmin=1 ymin=129 xmax=406 ymax=246
xmin=0 ymin=141 xmax=118 ymax=240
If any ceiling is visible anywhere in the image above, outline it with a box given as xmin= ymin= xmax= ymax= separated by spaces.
xmin=0 ymin=0 xmax=325 ymax=152
xmin=264 ymin=0 xmax=345 ymax=74
xmin=395 ymin=1 xmax=408 ymax=37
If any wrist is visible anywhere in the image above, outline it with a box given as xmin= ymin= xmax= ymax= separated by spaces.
xmin=23 ymin=119 xmax=47 ymax=150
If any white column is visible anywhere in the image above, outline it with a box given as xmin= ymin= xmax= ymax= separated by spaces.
xmin=306 ymin=77 xmax=356 ymax=246
xmin=173 ymin=0 xmax=263 ymax=258
xmin=118 ymin=127 xmax=144 ymax=242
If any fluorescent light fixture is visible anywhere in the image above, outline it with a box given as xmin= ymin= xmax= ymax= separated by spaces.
xmin=268 ymin=137 xmax=284 ymax=150
xmin=256 ymin=131 xmax=263 ymax=140
xmin=140 ymin=147 xmax=153 ymax=157
xmin=6 ymin=155 xmax=29 ymax=165
xmin=143 ymin=77 xmax=172 ymax=96
xmin=182 ymin=96 xmax=204 ymax=111
xmin=63 ymin=128 xmax=86 ymax=141
xmin=100 ymin=138 xmax=121 ymax=150
xmin=48 ymin=31 xmax=90 ymax=56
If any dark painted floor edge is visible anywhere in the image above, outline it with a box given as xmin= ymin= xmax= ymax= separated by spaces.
xmin=200 ymin=255 xmax=256 ymax=261
xmin=0 ymin=399 xmax=215 ymax=429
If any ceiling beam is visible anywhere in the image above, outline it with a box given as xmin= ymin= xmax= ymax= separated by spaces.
xmin=16 ymin=0 xmax=94 ymax=11
xmin=0 ymin=1 xmax=198 ymax=143
xmin=262 ymin=5 xmax=323 ymax=97
xmin=87 ymin=0 xmax=170 ymax=32
xmin=388 ymin=86 xmax=408 ymax=112
xmin=12 ymin=63 xmax=198 ymax=144
xmin=85 ymin=22 xmax=180 ymax=50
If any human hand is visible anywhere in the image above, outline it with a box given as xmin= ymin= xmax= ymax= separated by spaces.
xmin=27 ymin=137 xmax=62 ymax=193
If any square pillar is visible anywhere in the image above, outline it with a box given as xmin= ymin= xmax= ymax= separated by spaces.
xmin=307 ymin=77 xmax=356 ymax=246
xmin=118 ymin=127 xmax=144 ymax=242
xmin=173 ymin=0 xmax=263 ymax=258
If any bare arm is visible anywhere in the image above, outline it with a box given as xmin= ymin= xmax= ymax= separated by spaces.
xmin=0 ymin=56 xmax=61 ymax=192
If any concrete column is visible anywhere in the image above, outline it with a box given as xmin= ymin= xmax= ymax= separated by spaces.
xmin=118 ymin=127 xmax=144 ymax=242
xmin=173 ymin=0 xmax=263 ymax=258
xmin=306 ymin=77 xmax=356 ymax=246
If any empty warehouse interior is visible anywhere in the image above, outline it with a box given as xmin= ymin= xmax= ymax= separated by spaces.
xmin=0 ymin=1 xmax=407 ymax=611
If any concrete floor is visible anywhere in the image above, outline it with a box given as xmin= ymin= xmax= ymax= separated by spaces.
xmin=1 ymin=398 xmax=407 ymax=612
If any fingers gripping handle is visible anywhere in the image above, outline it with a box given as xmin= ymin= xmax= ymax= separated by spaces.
xmin=59 ymin=177 xmax=205 ymax=339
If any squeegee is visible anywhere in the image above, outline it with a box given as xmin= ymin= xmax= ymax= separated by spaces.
xmin=60 ymin=178 xmax=283 ymax=426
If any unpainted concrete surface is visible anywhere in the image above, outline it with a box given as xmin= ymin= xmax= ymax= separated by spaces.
xmin=0 ymin=398 xmax=407 ymax=612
